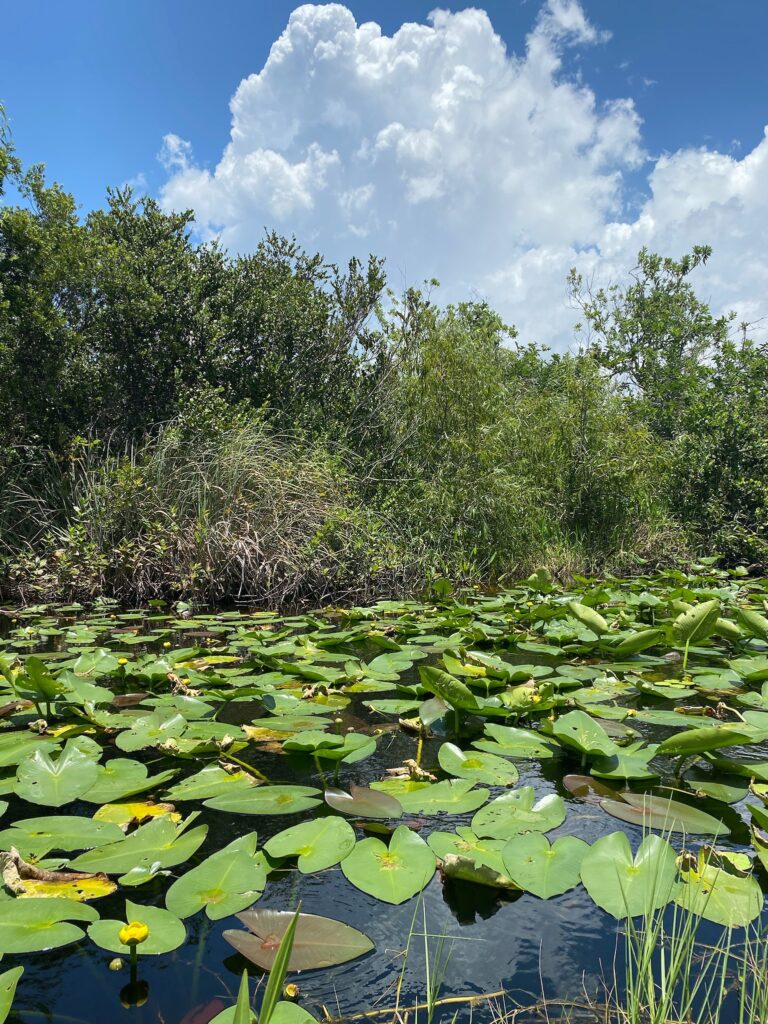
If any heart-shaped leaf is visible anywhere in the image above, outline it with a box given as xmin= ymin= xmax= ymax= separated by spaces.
xmin=224 ymin=909 xmax=374 ymax=970
xmin=165 ymin=834 xmax=267 ymax=920
xmin=471 ymin=787 xmax=565 ymax=840
xmin=503 ymin=834 xmax=589 ymax=898
xmin=580 ymin=832 xmax=679 ymax=918
xmin=324 ymin=784 xmax=402 ymax=819
xmin=88 ymin=900 xmax=185 ymax=954
xmin=341 ymin=825 xmax=435 ymax=904
xmin=264 ymin=817 xmax=356 ymax=873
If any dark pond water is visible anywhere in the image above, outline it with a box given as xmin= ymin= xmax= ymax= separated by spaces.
xmin=0 ymin=589 xmax=766 ymax=1024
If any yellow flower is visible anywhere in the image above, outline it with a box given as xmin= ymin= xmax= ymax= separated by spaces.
xmin=283 ymin=982 xmax=300 ymax=1001
xmin=118 ymin=657 xmax=128 ymax=666
xmin=162 ymin=641 xmax=172 ymax=649
xmin=119 ymin=921 xmax=149 ymax=946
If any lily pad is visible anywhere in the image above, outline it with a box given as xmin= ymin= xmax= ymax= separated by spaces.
xmin=471 ymin=787 xmax=566 ymax=840
xmin=600 ymin=793 xmax=728 ymax=836
xmin=341 ymin=825 xmax=436 ymax=904
xmin=88 ymin=899 xmax=186 ymax=954
xmin=264 ymin=817 xmax=356 ymax=873
xmin=371 ymin=778 xmax=489 ymax=815
xmin=224 ymin=909 xmax=374 ymax=970
xmin=324 ymin=784 xmax=403 ymax=819
xmin=0 ymin=898 xmax=99 ymax=953
xmin=14 ymin=741 xmax=100 ymax=808
xmin=503 ymin=834 xmax=589 ymax=898
xmin=165 ymin=835 xmax=267 ymax=920
xmin=437 ymin=743 xmax=519 ymax=786
xmin=580 ymin=832 xmax=679 ymax=918
xmin=205 ymin=785 xmax=322 ymax=816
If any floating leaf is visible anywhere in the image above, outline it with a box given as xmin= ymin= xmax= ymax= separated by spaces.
xmin=437 ymin=743 xmax=518 ymax=786
xmin=473 ymin=724 xmax=559 ymax=759
xmin=88 ymin=899 xmax=185 ymax=954
xmin=205 ymin=785 xmax=321 ymax=816
xmin=165 ymin=835 xmax=267 ymax=920
xmin=81 ymin=759 xmax=177 ymax=804
xmin=0 ymin=898 xmax=98 ymax=953
xmin=264 ymin=817 xmax=355 ymax=873
xmin=502 ymin=834 xmax=589 ymax=898
xmin=676 ymin=856 xmax=762 ymax=927
xmin=371 ymin=778 xmax=489 ymax=815
xmin=224 ymin=909 xmax=373 ymax=971
xmin=341 ymin=825 xmax=435 ymax=904
xmin=657 ymin=726 xmax=753 ymax=756
xmin=440 ymin=854 xmax=518 ymax=890
xmin=600 ymin=793 xmax=728 ymax=836
xmin=14 ymin=741 xmax=100 ymax=807
xmin=0 ymin=966 xmax=23 ymax=1024
xmin=471 ymin=787 xmax=565 ymax=840
xmin=427 ymin=826 xmax=508 ymax=875
xmin=547 ymin=710 xmax=616 ymax=758
xmin=580 ymin=832 xmax=679 ymax=918
xmin=92 ymin=800 xmax=180 ymax=827
xmin=69 ymin=814 xmax=207 ymax=874
xmin=0 ymin=815 xmax=124 ymax=859
xmin=324 ymin=784 xmax=402 ymax=819
xmin=162 ymin=765 xmax=258 ymax=802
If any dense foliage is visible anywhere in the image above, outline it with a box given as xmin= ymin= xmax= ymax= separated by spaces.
xmin=1 ymin=107 xmax=767 ymax=603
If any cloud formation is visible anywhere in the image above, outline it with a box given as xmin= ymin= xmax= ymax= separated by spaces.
xmin=160 ymin=1 xmax=768 ymax=347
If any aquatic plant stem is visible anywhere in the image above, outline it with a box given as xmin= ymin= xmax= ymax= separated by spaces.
xmin=220 ymin=753 xmax=269 ymax=783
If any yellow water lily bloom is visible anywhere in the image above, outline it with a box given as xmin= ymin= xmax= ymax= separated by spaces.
xmin=118 ymin=657 xmax=128 ymax=665
xmin=119 ymin=921 xmax=149 ymax=946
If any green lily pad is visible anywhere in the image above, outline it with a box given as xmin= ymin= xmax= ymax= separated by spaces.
xmin=502 ymin=834 xmax=589 ymax=898
xmin=547 ymin=710 xmax=617 ymax=758
xmin=437 ymin=743 xmax=519 ymax=786
xmin=471 ymin=787 xmax=566 ymax=840
xmin=657 ymin=726 xmax=754 ymax=757
xmin=0 ymin=898 xmax=98 ymax=953
xmin=264 ymin=817 xmax=356 ymax=873
xmin=88 ymin=899 xmax=185 ymax=954
xmin=341 ymin=825 xmax=436 ymax=904
xmin=165 ymin=834 xmax=267 ymax=920
xmin=81 ymin=759 xmax=177 ymax=804
xmin=162 ymin=765 xmax=259 ymax=802
xmin=0 ymin=966 xmax=23 ymax=1024
xmin=205 ymin=785 xmax=322 ymax=816
xmin=473 ymin=724 xmax=560 ymax=759
xmin=15 ymin=741 xmax=100 ymax=807
xmin=580 ymin=832 xmax=679 ymax=918
xmin=676 ymin=858 xmax=762 ymax=927
xmin=69 ymin=814 xmax=208 ymax=874
xmin=427 ymin=827 xmax=508 ymax=875
xmin=600 ymin=793 xmax=728 ymax=836
xmin=0 ymin=815 xmax=124 ymax=859
xmin=371 ymin=778 xmax=489 ymax=815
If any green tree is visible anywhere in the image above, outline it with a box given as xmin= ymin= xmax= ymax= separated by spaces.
xmin=569 ymin=246 xmax=733 ymax=438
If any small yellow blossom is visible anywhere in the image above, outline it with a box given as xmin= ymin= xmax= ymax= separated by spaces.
xmin=283 ymin=982 xmax=300 ymax=1001
xmin=118 ymin=657 xmax=128 ymax=666
xmin=119 ymin=921 xmax=149 ymax=946
xmin=162 ymin=641 xmax=172 ymax=649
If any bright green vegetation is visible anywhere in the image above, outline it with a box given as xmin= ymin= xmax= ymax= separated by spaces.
xmin=1 ymin=568 xmax=768 ymax=1020
xmin=2 ymin=106 xmax=768 ymax=605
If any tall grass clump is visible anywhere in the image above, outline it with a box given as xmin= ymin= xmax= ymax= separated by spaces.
xmin=1 ymin=409 xmax=421 ymax=605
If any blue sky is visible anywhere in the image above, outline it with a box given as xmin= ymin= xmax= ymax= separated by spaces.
xmin=3 ymin=1 xmax=768 ymax=345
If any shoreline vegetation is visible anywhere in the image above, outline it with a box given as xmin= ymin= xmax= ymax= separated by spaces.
xmin=1 ymin=101 xmax=767 ymax=607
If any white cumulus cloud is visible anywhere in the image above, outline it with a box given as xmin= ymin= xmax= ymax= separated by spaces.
xmin=159 ymin=1 xmax=768 ymax=347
